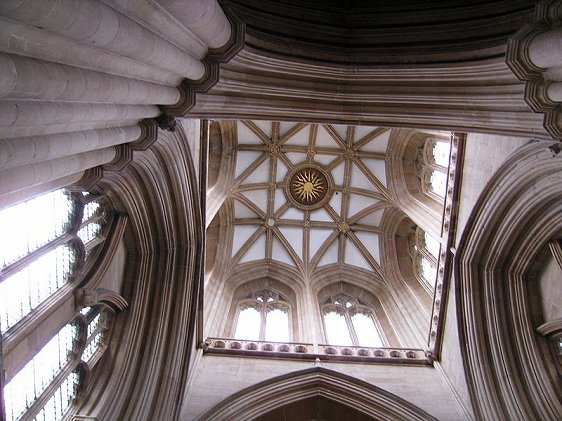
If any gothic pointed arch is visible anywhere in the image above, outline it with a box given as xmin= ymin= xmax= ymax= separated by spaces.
xmin=196 ymin=367 xmax=437 ymax=421
xmin=386 ymin=128 xmax=452 ymax=239
xmin=457 ymin=139 xmax=562 ymax=420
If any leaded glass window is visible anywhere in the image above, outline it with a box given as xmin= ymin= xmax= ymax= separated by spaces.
xmin=322 ymin=293 xmax=386 ymax=347
xmin=416 ymin=136 xmax=452 ymax=201
xmin=234 ymin=289 xmax=290 ymax=342
xmin=4 ymin=323 xmax=77 ymax=421
xmin=1 ymin=188 xmax=115 ymax=421
xmin=408 ymin=226 xmax=440 ymax=290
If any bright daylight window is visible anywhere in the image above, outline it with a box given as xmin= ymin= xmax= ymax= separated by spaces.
xmin=1 ymin=188 xmax=113 ymax=421
xmin=322 ymin=294 xmax=386 ymax=347
xmin=417 ymin=137 xmax=451 ymax=200
xmin=234 ymin=289 xmax=290 ymax=342
xmin=409 ymin=227 xmax=440 ymax=289
xmin=3 ymin=323 xmax=77 ymax=421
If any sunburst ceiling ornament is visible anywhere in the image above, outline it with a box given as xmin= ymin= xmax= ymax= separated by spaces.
xmin=294 ymin=170 xmax=323 ymax=201
xmin=286 ymin=164 xmax=333 ymax=210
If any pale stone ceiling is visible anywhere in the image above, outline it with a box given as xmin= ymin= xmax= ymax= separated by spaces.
xmin=225 ymin=120 xmax=392 ymax=279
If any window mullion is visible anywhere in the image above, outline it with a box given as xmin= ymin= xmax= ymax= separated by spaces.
xmin=345 ymin=311 xmax=359 ymax=346
xmin=259 ymin=305 xmax=267 ymax=341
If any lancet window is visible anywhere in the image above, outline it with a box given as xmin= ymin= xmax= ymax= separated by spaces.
xmin=408 ymin=226 xmax=440 ymax=290
xmin=416 ymin=137 xmax=451 ymax=200
xmin=1 ymin=188 xmax=116 ymax=421
xmin=233 ymin=289 xmax=291 ymax=342
xmin=321 ymin=293 xmax=387 ymax=347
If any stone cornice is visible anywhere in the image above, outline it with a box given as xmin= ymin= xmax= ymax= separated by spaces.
xmin=224 ymin=0 xmax=534 ymax=65
xmin=204 ymin=337 xmax=430 ymax=365
xmin=428 ymin=133 xmax=465 ymax=355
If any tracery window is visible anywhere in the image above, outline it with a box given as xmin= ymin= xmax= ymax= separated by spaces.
xmin=3 ymin=307 xmax=113 ymax=421
xmin=416 ymin=137 xmax=451 ymax=200
xmin=1 ymin=190 xmax=109 ymax=333
xmin=321 ymin=293 xmax=387 ymax=347
xmin=408 ymin=226 xmax=440 ymax=290
xmin=233 ymin=289 xmax=290 ymax=342
xmin=0 ymin=188 xmax=115 ymax=421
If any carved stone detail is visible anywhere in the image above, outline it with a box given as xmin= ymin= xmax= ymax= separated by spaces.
xmin=506 ymin=0 xmax=562 ymax=139
xmin=161 ymin=7 xmax=245 ymax=116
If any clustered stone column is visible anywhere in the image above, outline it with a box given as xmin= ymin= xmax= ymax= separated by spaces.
xmin=507 ymin=0 xmax=562 ymax=139
xmin=0 ymin=0 xmax=232 ymax=209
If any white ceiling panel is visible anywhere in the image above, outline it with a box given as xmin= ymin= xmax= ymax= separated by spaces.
xmin=238 ymin=121 xmax=267 ymax=145
xmin=232 ymin=225 xmax=259 ymax=257
xmin=239 ymin=233 xmax=266 ymax=263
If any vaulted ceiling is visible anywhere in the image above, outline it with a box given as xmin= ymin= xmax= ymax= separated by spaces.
xmin=222 ymin=120 xmax=393 ymax=280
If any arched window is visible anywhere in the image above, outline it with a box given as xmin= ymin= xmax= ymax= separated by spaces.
xmin=4 ymin=307 xmax=114 ymax=421
xmin=234 ymin=289 xmax=290 ymax=342
xmin=1 ymin=190 xmax=110 ymax=333
xmin=416 ymin=137 xmax=451 ymax=200
xmin=408 ymin=226 xmax=440 ymax=290
xmin=321 ymin=293 xmax=387 ymax=347
xmin=1 ymin=188 xmax=117 ymax=421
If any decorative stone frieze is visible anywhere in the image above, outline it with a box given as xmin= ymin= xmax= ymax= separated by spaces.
xmin=427 ymin=133 xmax=464 ymax=353
xmin=204 ymin=338 xmax=430 ymax=365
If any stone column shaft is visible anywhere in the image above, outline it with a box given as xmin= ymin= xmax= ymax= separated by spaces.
xmin=0 ymin=54 xmax=180 ymax=105
xmin=0 ymin=125 xmax=142 ymax=171
xmin=158 ymin=0 xmax=231 ymax=49
xmin=0 ymin=0 xmax=205 ymax=80
xmin=106 ymin=0 xmax=208 ymax=59
xmin=0 ymin=101 xmax=159 ymax=139
xmin=0 ymin=173 xmax=83 ymax=211
xmin=547 ymin=82 xmax=562 ymax=101
xmin=0 ymin=147 xmax=116 ymax=196
xmin=0 ymin=18 xmax=181 ymax=86
xmin=528 ymin=28 xmax=562 ymax=69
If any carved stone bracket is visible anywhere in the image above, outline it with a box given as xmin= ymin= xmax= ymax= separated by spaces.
xmin=506 ymin=0 xmax=562 ymax=139
xmin=162 ymin=7 xmax=245 ymax=116
xmin=155 ymin=112 xmax=179 ymax=132
xmin=75 ymin=287 xmax=128 ymax=313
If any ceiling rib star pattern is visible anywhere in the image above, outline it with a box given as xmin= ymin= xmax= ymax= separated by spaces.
xmin=229 ymin=120 xmax=391 ymax=279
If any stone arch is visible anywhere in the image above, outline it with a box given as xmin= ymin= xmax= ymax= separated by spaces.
xmin=224 ymin=276 xmax=299 ymax=341
xmin=316 ymin=281 xmax=400 ymax=347
xmin=457 ymin=139 xmax=562 ymax=420
xmin=205 ymin=261 xmax=307 ymax=341
xmin=206 ymin=120 xmax=237 ymax=224
xmin=196 ymin=367 xmax=437 ymax=421
xmin=207 ymin=121 xmax=223 ymax=189
xmin=386 ymin=128 xmax=450 ymax=239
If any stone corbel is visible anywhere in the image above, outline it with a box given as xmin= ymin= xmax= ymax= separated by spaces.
xmin=75 ymin=287 xmax=129 ymax=313
xmin=506 ymin=0 xmax=562 ymax=139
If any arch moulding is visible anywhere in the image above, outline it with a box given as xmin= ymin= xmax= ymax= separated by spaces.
xmin=456 ymin=139 xmax=562 ymax=420
xmin=195 ymin=367 xmax=437 ymax=421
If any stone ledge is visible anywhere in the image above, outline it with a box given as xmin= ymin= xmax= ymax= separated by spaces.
xmin=203 ymin=338 xmax=431 ymax=365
